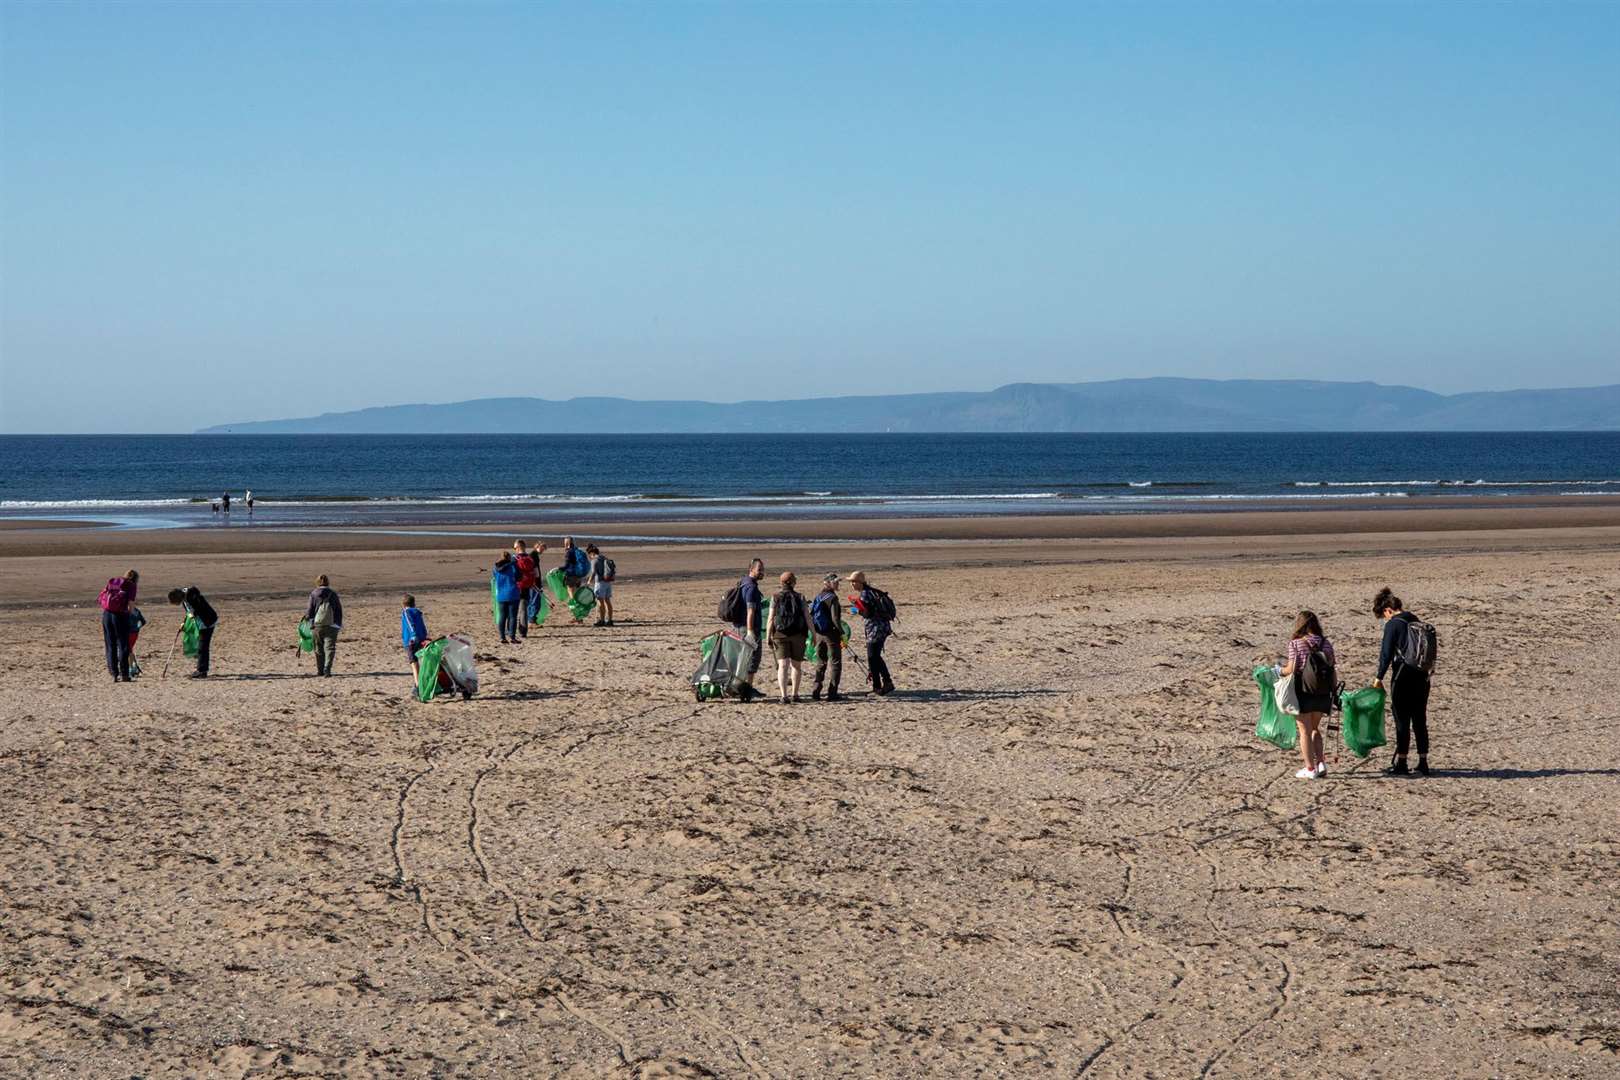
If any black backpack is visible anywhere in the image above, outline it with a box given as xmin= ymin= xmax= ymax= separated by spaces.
xmin=865 ymin=587 xmax=897 ymax=621
xmin=1298 ymin=646 xmax=1336 ymax=697
xmin=718 ymin=584 xmax=746 ymax=625
xmin=1398 ymin=617 xmax=1438 ymax=675
xmin=772 ymin=591 xmax=807 ymax=636
xmin=601 ymin=557 xmax=616 ymax=582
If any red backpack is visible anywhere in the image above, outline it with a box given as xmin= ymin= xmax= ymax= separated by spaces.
xmin=98 ymin=577 xmax=133 ymax=613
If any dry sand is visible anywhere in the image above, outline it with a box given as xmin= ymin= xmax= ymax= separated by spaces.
xmin=1 ymin=512 xmax=1617 ymax=1078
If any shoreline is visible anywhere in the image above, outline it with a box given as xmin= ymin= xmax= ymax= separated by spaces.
xmin=5 ymin=502 xmax=1620 ymax=610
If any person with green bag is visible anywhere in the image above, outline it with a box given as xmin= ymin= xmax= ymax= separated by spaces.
xmin=167 ymin=585 xmax=218 ymax=678
xmin=304 ymin=575 xmax=343 ymax=677
xmin=1279 ymin=611 xmax=1336 ymax=780
xmin=401 ymin=594 xmax=430 ymax=685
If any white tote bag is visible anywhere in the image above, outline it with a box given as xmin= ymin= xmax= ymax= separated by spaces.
xmin=1273 ymin=670 xmax=1300 ymax=716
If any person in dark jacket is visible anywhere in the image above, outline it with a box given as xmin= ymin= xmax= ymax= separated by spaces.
xmin=1374 ymin=587 xmax=1432 ymax=776
xmin=587 ymin=544 xmax=614 ymax=627
xmin=167 ymin=585 xmax=219 ymax=678
xmin=847 ymin=570 xmax=895 ymax=696
xmin=401 ymin=594 xmax=429 ymax=683
xmin=491 ymin=554 xmax=521 ymax=644
xmin=99 ymin=569 xmax=139 ymax=683
xmin=730 ymin=558 xmax=766 ymax=700
xmin=558 ymin=537 xmax=591 ymax=623
xmin=810 ymin=573 xmax=843 ymax=702
xmin=305 ymin=575 xmax=343 ymax=676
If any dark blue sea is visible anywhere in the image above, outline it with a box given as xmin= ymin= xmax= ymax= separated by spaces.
xmin=2 ymin=433 xmax=1617 ymax=531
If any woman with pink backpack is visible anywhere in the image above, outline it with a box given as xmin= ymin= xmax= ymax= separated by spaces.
xmin=98 ymin=570 xmax=140 ymax=683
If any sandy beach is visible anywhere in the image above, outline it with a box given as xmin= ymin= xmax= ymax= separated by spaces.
xmin=1 ymin=508 xmax=1617 ymax=1077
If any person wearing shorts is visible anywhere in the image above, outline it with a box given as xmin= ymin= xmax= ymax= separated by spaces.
xmin=586 ymin=544 xmax=615 ymax=627
xmin=769 ymin=572 xmax=809 ymax=703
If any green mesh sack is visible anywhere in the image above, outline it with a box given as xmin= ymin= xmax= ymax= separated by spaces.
xmin=297 ymin=619 xmax=314 ymax=653
xmin=181 ymin=615 xmax=201 ymax=658
xmin=569 ymin=586 xmax=596 ymax=620
xmin=1254 ymin=665 xmax=1297 ymax=750
xmin=1340 ymin=686 xmax=1388 ymax=758
xmin=544 ymin=567 xmax=570 ymax=604
xmin=490 ymin=577 xmax=500 ymax=628
xmin=804 ymin=620 xmax=851 ymax=663
xmin=700 ymin=631 xmax=719 ymax=659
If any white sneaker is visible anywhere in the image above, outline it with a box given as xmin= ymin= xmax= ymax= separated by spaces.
xmin=1314 ymin=763 xmax=1327 ymax=778
xmin=1295 ymin=768 xmax=1317 ymax=780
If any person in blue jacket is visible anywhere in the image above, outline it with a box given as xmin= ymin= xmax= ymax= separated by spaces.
xmin=557 ymin=537 xmax=592 ymax=624
xmin=491 ymin=554 xmax=522 ymax=644
xmin=401 ymin=594 xmax=430 ymax=683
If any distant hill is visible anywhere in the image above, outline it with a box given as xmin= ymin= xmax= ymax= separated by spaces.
xmin=198 ymin=378 xmax=1620 ymax=433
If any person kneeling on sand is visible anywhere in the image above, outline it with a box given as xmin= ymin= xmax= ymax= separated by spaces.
xmin=847 ymin=571 xmax=896 ymax=696
xmin=402 ymin=594 xmax=429 ymax=684
xmin=810 ymin=573 xmax=843 ymax=702
xmin=1280 ymin=610 xmax=1336 ymax=780
xmin=587 ymin=544 xmax=615 ymax=627
xmin=305 ymin=575 xmax=343 ymax=677
xmin=770 ymin=572 xmax=809 ymax=704
xmin=167 ymin=585 xmax=219 ymax=678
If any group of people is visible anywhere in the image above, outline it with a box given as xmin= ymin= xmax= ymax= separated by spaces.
xmin=489 ymin=537 xmax=616 ymax=644
xmin=1278 ymin=586 xmax=1435 ymax=780
xmin=97 ymin=570 xmax=221 ymax=681
xmin=723 ymin=559 xmax=897 ymax=704
xmin=96 ymin=554 xmax=1433 ymax=783
xmin=210 ymin=489 xmax=254 ymax=517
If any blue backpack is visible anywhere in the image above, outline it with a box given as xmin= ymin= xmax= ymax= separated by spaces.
xmin=811 ymin=592 xmax=838 ymax=635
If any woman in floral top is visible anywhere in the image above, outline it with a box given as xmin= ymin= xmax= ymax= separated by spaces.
xmin=1279 ymin=610 xmax=1336 ymax=780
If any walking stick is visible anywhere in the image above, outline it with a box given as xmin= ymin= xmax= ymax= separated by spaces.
xmin=160 ymin=626 xmax=181 ymax=679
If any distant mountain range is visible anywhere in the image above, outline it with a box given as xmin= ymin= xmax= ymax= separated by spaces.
xmin=199 ymin=378 xmax=1620 ymax=433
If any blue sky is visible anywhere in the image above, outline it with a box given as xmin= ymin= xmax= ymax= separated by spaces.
xmin=2 ymin=1 xmax=1617 ymax=432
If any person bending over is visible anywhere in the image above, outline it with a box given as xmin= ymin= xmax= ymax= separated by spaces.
xmin=167 ymin=585 xmax=219 ymax=678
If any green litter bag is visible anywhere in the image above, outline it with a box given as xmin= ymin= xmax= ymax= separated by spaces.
xmin=181 ymin=615 xmax=201 ymax=658
xmin=804 ymin=620 xmax=852 ymax=663
xmin=1340 ymin=686 xmax=1388 ymax=758
xmin=569 ymin=586 xmax=596 ymax=620
xmin=700 ymin=631 xmax=719 ymax=659
xmin=490 ymin=577 xmax=500 ymax=628
xmin=416 ymin=638 xmax=449 ymax=702
xmin=529 ymin=587 xmax=549 ymax=627
xmin=297 ymin=618 xmax=314 ymax=653
xmin=1253 ymin=665 xmax=1298 ymax=750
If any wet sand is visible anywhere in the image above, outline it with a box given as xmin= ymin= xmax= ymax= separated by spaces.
xmin=1 ymin=511 xmax=1617 ymax=1076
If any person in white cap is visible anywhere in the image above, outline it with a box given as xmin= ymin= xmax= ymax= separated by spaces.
xmin=846 ymin=570 xmax=895 ymax=696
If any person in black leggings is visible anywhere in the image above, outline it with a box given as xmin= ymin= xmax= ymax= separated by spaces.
xmin=1374 ymin=587 xmax=1431 ymax=776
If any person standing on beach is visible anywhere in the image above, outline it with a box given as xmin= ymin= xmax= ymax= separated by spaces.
xmin=167 ymin=585 xmax=219 ymax=678
xmin=305 ymin=575 xmax=343 ymax=676
xmin=221 ymin=491 xmax=231 ymax=514
xmin=1279 ymin=611 xmax=1336 ymax=779
xmin=491 ymin=553 xmax=522 ymax=644
xmin=586 ymin=544 xmax=615 ymax=627
xmin=97 ymin=570 xmax=139 ymax=683
xmin=810 ymin=573 xmax=843 ymax=702
xmin=401 ymin=594 xmax=429 ymax=684
xmin=847 ymin=570 xmax=896 ymax=696
xmin=1374 ymin=587 xmax=1435 ymax=776
xmin=769 ymin=572 xmax=809 ymax=703
xmin=729 ymin=558 xmax=767 ymax=699
xmin=245 ymin=490 xmax=254 ymax=517
xmin=512 ymin=541 xmax=539 ymax=638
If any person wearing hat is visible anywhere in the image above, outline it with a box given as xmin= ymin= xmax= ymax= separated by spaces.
xmin=810 ymin=572 xmax=844 ymax=702
xmin=847 ymin=570 xmax=895 ymax=696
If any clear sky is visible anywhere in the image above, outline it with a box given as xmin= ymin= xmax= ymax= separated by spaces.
xmin=2 ymin=1 xmax=1617 ymax=433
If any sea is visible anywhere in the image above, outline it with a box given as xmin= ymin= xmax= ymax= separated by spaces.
xmin=2 ymin=433 xmax=1617 ymax=535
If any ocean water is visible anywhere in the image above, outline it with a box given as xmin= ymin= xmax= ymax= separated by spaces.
xmin=2 ymin=433 xmax=1617 ymax=529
